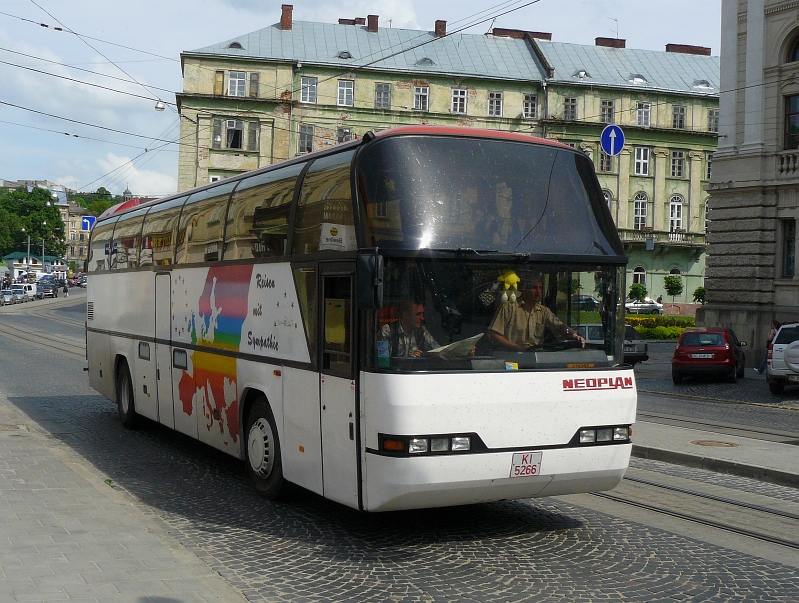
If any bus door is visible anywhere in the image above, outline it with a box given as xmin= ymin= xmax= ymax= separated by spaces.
xmin=155 ymin=273 xmax=174 ymax=428
xmin=319 ymin=269 xmax=360 ymax=508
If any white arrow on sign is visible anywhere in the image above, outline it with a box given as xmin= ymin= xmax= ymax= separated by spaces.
xmin=608 ymin=129 xmax=617 ymax=156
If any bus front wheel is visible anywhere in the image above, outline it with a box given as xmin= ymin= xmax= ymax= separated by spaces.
xmin=116 ymin=361 xmax=140 ymax=429
xmin=246 ymin=398 xmax=285 ymax=499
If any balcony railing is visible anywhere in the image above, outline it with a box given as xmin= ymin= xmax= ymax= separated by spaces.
xmin=778 ymin=151 xmax=799 ymax=176
xmin=618 ymin=228 xmax=706 ymax=247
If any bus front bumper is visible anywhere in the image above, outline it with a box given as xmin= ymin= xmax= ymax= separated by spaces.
xmin=363 ymin=443 xmax=631 ymax=512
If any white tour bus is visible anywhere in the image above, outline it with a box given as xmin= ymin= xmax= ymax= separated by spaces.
xmin=86 ymin=126 xmax=636 ymax=512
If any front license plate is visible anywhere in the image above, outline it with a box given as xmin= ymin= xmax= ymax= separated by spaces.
xmin=692 ymin=353 xmax=713 ymax=359
xmin=510 ymin=451 xmax=542 ymax=478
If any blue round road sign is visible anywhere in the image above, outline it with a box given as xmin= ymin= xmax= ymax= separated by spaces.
xmin=600 ymin=125 xmax=625 ymax=156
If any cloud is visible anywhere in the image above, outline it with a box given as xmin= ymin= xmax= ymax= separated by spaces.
xmin=88 ymin=152 xmax=177 ymax=197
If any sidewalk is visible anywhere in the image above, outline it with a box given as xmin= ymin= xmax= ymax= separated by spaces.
xmin=632 ymin=421 xmax=799 ymax=488
xmin=0 ymin=392 xmax=250 ymax=603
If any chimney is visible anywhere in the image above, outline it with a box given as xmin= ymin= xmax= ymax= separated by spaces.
xmin=281 ymin=4 xmax=293 ymax=31
xmin=339 ymin=18 xmax=356 ymax=25
xmin=367 ymin=14 xmax=378 ymax=32
xmin=491 ymin=28 xmax=551 ymax=41
xmin=665 ymin=43 xmax=711 ymax=56
xmin=355 ymin=17 xmax=366 ymax=25
xmin=435 ymin=20 xmax=447 ymax=37
xmin=595 ymin=37 xmax=625 ymax=49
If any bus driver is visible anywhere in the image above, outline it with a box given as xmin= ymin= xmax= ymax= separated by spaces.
xmin=379 ymin=298 xmax=440 ymax=358
xmin=484 ymin=274 xmax=585 ymax=352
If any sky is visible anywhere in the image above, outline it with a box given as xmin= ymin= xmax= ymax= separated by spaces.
xmin=0 ymin=0 xmax=722 ymax=197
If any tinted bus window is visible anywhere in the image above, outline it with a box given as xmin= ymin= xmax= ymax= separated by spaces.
xmin=292 ymin=151 xmax=356 ymax=255
xmin=110 ymin=207 xmax=148 ymax=270
xmin=356 ymin=136 xmax=621 ymax=257
xmin=224 ymin=163 xmax=303 ymax=260
xmin=88 ymin=218 xmax=117 ymax=272
xmin=176 ymin=182 xmax=237 ymax=264
xmin=140 ymin=196 xmax=188 ymax=266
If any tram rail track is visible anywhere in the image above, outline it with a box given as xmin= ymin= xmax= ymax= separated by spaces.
xmin=591 ymin=473 xmax=799 ymax=551
xmin=637 ymin=410 xmax=799 ymax=444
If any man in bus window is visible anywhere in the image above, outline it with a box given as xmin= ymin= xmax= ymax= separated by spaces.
xmin=379 ymin=297 xmax=440 ymax=358
xmin=484 ymin=274 xmax=585 ymax=351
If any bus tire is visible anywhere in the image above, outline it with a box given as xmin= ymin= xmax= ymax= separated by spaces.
xmin=116 ymin=360 xmax=140 ymax=429
xmin=245 ymin=397 xmax=285 ymax=499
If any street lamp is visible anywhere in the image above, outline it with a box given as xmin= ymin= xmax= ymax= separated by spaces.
xmin=21 ymin=228 xmax=30 ymax=271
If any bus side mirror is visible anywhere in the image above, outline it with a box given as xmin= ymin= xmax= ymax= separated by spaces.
xmin=356 ymin=252 xmax=383 ymax=309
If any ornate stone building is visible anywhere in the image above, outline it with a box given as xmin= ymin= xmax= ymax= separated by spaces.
xmin=701 ymin=0 xmax=799 ymax=363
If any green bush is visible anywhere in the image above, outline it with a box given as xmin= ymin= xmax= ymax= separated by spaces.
xmin=626 ymin=315 xmax=695 ymax=328
xmin=634 ymin=325 xmax=686 ymax=340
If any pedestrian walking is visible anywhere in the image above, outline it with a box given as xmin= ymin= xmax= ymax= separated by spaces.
xmin=756 ymin=319 xmax=780 ymax=374
xmin=63 ymin=285 xmax=69 ymax=298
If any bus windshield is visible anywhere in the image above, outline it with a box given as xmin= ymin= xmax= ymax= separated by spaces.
xmin=357 ymin=135 xmax=622 ymax=258
xmin=364 ymin=258 xmax=625 ymax=372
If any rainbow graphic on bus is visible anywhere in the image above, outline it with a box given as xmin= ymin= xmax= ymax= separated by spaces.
xmin=178 ymin=265 xmax=253 ymax=446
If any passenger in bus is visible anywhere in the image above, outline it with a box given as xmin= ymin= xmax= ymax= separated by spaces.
xmin=484 ymin=274 xmax=585 ymax=351
xmin=379 ymin=297 xmax=440 ymax=358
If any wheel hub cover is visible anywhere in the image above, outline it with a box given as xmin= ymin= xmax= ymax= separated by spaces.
xmin=248 ymin=418 xmax=273 ymax=477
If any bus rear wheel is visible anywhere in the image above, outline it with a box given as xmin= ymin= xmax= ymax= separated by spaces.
xmin=116 ymin=361 xmax=140 ymax=429
xmin=246 ymin=397 xmax=285 ymax=499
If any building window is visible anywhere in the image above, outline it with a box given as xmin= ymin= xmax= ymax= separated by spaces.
xmin=337 ymin=127 xmax=353 ymax=143
xmin=70 ymin=220 xmax=76 ymax=229
xmin=785 ymin=96 xmax=799 ymax=149
xmin=708 ymin=109 xmax=719 ymax=133
xmin=706 ymin=157 xmax=713 ymax=180
xmin=228 ymin=71 xmax=246 ymax=97
xmin=603 ymin=190 xmax=613 ymax=210
xmin=375 ymin=83 xmax=391 ymax=109
xmin=209 ymin=176 xmax=221 ymax=183
xmin=488 ymin=92 xmax=503 ymax=117
xmin=669 ymin=195 xmax=683 ymax=231
xmin=599 ymin=151 xmax=613 ymax=173
xmin=300 ymin=77 xmax=317 ymax=103
xmin=523 ymin=94 xmax=537 ymax=119
xmin=601 ymin=99 xmax=615 ymax=124
xmin=788 ymin=39 xmax=799 ymax=63
xmin=338 ymin=80 xmax=354 ymax=107
xmin=672 ymin=105 xmax=686 ymax=129
xmin=564 ymin=97 xmax=577 ymax=120
xmin=249 ymin=72 xmax=260 ymax=98
xmin=633 ymin=266 xmax=646 ymax=285
xmin=783 ymin=219 xmax=796 ymax=278
xmin=633 ymin=192 xmax=648 ymax=229
xmin=634 ymin=147 xmax=650 ymax=176
xmin=70 ymin=232 xmax=76 ymax=241
xmin=451 ymin=88 xmax=467 ymax=114
xmin=636 ymin=102 xmax=651 ymax=127
xmin=671 ymin=150 xmax=685 ymax=178
xmin=214 ymin=70 xmax=224 ymax=95
xmin=226 ymin=120 xmax=243 ymax=148
xmin=298 ymin=124 xmax=314 ymax=154
xmin=70 ymin=246 xmax=74 ymax=255
xmin=414 ymin=86 xmax=429 ymax=111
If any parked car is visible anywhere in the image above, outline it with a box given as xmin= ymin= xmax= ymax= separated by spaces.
xmin=623 ymin=325 xmax=649 ymax=366
xmin=10 ymin=285 xmax=32 ymax=303
xmin=572 ymin=324 xmax=649 ymax=366
xmin=625 ymin=298 xmax=663 ymax=314
xmin=765 ymin=322 xmax=799 ymax=394
xmin=671 ymin=327 xmax=746 ymax=384
xmin=1 ymin=289 xmax=23 ymax=304
xmin=571 ymin=295 xmax=603 ymax=312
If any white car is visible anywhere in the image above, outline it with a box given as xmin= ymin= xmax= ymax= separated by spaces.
xmin=573 ymin=324 xmax=649 ymax=366
xmin=765 ymin=322 xmax=799 ymax=394
xmin=625 ymin=298 xmax=663 ymax=315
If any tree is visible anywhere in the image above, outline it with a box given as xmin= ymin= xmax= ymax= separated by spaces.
xmin=692 ymin=286 xmax=706 ymax=305
xmin=663 ymin=275 xmax=684 ymax=303
xmin=628 ymin=283 xmax=647 ymax=302
xmin=71 ymin=187 xmax=116 ymax=217
xmin=0 ymin=187 xmax=65 ymax=258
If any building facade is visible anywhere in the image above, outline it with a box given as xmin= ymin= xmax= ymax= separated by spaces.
xmin=701 ymin=0 xmax=799 ymax=363
xmin=176 ymin=5 xmax=718 ymax=301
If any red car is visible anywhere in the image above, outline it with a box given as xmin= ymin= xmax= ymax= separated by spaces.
xmin=672 ymin=327 xmax=747 ymax=384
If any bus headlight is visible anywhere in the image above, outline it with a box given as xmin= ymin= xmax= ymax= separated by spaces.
xmin=408 ymin=438 xmax=428 ymax=454
xmin=577 ymin=425 xmax=630 ymax=445
xmin=451 ymin=436 xmax=471 ymax=452
xmin=579 ymin=429 xmax=596 ymax=443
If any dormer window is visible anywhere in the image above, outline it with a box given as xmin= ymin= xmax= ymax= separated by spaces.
xmin=338 ymin=50 xmax=353 ymax=59
xmin=227 ymin=42 xmax=243 ymax=49
xmin=629 ymin=74 xmax=648 ymax=85
xmin=692 ymin=79 xmax=713 ymax=90
xmin=573 ymin=69 xmax=590 ymax=79
xmin=415 ymin=57 xmax=435 ymax=66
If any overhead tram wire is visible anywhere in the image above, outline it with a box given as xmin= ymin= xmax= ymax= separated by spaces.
xmin=0 ymin=47 xmax=176 ymax=94
xmin=0 ymin=118 xmax=161 ymax=151
xmin=28 ymin=0 xmax=174 ymax=113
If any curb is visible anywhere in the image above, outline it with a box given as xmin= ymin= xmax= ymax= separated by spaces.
xmin=631 ymin=445 xmax=799 ymax=489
